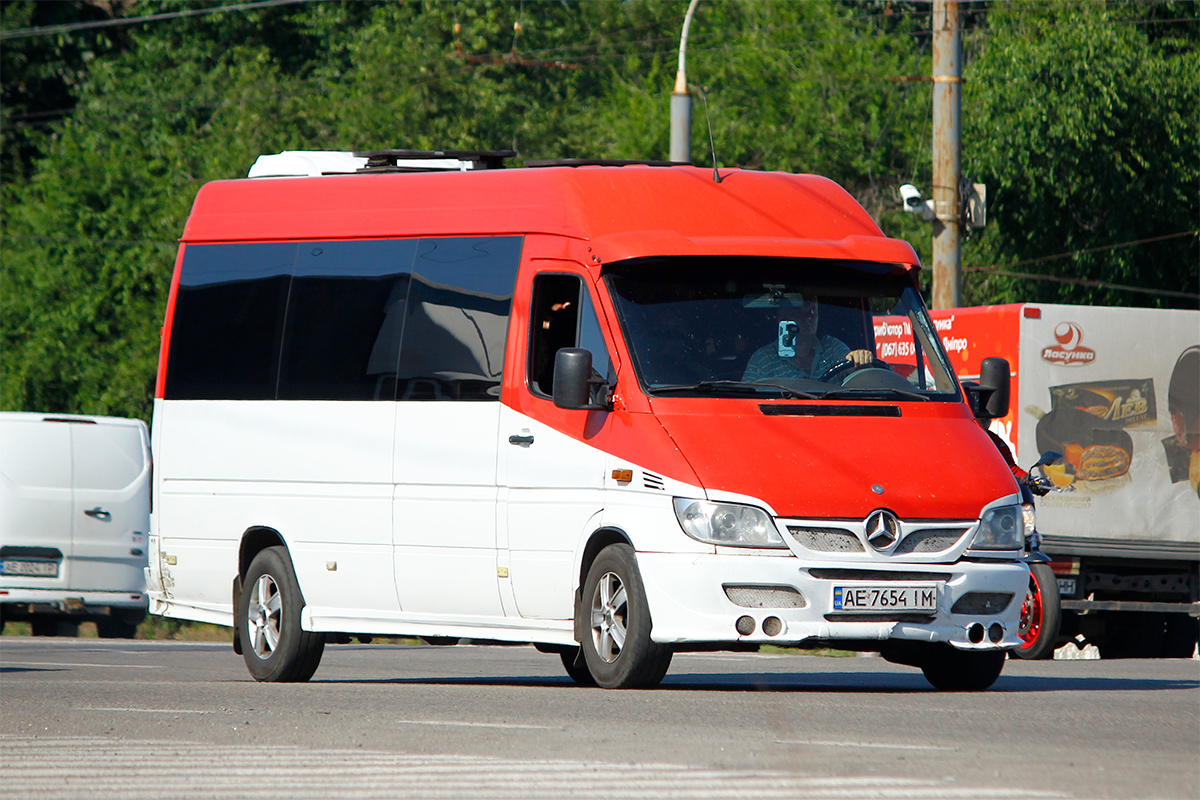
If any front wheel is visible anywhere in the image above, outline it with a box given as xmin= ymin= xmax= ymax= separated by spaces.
xmin=580 ymin=544 xmax=672 ymax=689
xmin=239 ymin=546 xmax=325 ymax=682
xmin=1012 ymin=562 xmax=1061 ymax=660
xmin=921 ymin=645 xmax=1006 ymax=691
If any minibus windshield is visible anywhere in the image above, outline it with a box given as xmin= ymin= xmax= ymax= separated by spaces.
xmin=604 ymin=257 xmax=960 ymax=401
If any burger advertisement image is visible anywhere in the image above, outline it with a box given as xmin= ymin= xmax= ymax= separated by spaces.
xmin=919 ymin=304 xmax=1199 ymax=549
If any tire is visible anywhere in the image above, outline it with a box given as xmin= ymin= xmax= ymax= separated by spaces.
xmin=921 ymin=644 xmax=1006 ymax=691
xmin=239 ymin=546 xmax=325 ymax=682
xmin=1012 ymin=563 xmax=1061 ymax=660
xmin=559 ymin=647 xmax=597 ymax=686
xmin=580 ymin=544 xmax=672 ymax=689
xmin=1098 ymin=612 xmax=1163 ymax=659
xmin=31 ymin=619 xmax=79 ymax=637
xmin=95 ymin=617 xmax=140 ymax=639
xmin=1162 ymin=614 xmax=1199 ymax=659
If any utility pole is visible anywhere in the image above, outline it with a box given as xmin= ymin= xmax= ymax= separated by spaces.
xmin=670 ymin=0 xmax=701 ymax=163
xmin=931 ymin=0 xmax=962 ymax=309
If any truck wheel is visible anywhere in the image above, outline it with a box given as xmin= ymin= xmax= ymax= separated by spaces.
xmin=239 ymin=546 xmax=324 ymax=682
xmin=580 ymin=544 xmax=672 ymax=689
xmin=1162 ymin=614 xmax=1198 ymax=659
xmin=95 ymin=617 xmax=140 ymax=639
xmin=921 ymin=644 xmax=1006 ymax=691
xmin=1012 ymin=563 xmax=1061 ymax=660
xmin=31 ymin=619 xmax=79 ymax=637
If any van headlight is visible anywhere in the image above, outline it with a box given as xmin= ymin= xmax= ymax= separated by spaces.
xmin=673 ymin=498 xmax=787 ymax=549
xmin=970 ymin=504 xmax=1023 ymax=551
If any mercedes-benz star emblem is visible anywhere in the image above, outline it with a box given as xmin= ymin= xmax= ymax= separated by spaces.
xmin=864 ymin=510 xmax=900 ymax=550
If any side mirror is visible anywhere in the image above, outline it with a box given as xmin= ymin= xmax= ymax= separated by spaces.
xmin=965 ymin=358 xmax=1011 ymax=420
xmin=978 ymin=357 xmax=1011 ymax=420
xmin=552 ymin=348 xmax=611 ymax=411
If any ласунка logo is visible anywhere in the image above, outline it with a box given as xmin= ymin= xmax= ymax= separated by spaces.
xmin=1042 ymin=322 xmax=1096 ymax=366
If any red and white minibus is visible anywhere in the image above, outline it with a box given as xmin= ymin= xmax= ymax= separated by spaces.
xmin=148 ymin=151 xmax=1027 ymax=689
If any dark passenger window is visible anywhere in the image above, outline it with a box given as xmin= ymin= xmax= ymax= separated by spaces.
xmin=164 ymin=236 xmax=522 ymax=401
xmin=165 ymin=243 xmax=295 ymax=400
xmin=395 ymin=238 xmax=522 ymax=400
xmin=278 ymin=240 xmax=417 ymax=400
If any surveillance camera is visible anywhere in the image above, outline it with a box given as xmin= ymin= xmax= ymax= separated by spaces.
xmin=899 ymin=184 xmax=924 ymax=209
xmin=899 ymin=184 xmax=936 ymax=221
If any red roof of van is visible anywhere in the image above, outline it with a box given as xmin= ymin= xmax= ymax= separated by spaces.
xmin=182 ymin=165 xmax=919 ymax=267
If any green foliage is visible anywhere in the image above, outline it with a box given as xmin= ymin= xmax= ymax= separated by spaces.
xmin=962 ymin=0 xmax=1199 ymax=307
xmin=1 ymin=0 xmax=1196 ymax=420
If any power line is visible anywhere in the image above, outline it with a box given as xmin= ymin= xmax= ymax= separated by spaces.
xmin=965 ymin=230 xmax=1200 ymax=301
xmin=0 ymin=0 xmax=317 ymax=40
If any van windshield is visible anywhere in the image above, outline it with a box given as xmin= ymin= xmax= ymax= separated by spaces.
xmin=603 ymin=257 xmax=960 ymax=401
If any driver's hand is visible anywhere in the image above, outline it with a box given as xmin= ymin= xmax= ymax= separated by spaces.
xmin=846 ymin=349 xmax=874 ymax=365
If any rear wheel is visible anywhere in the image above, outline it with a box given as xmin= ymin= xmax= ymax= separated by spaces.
xmin=1012 ymin=563 xmax=1061 ymax=660
xmin=31 ymin=619 xmax=79 ymax=637
xmin=580 ymin=544 xmax=672 ymax=689
xmin=921 ymin=644 xmax=1006 ymax=691
xmin=95 ymin=617 xmax=140 ymax=639
xmin=239 ymin=546 xmax=324 ymax=682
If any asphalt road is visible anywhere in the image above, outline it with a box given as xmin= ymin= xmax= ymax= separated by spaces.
xmin=1 ymin=637 xmax=1197 ymax=800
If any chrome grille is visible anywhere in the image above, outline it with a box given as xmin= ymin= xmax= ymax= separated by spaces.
xmin=892 ymin=527 xmax=969 ymax=554
xmin=788 ymin=526 xmax=865 ymax=553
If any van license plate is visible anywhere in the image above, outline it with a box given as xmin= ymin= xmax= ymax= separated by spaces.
xmin=832 ymin=585 xmax=937 ymax=612
xmin=0 ymin=559 xmax=59 ymax=577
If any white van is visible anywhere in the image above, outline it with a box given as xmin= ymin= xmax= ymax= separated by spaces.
xmin=0 ymin=412 xmax=151 ymax=637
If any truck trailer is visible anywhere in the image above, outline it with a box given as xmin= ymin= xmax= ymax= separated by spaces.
xmin=915 ymin=304 xmax=1199 ymax=658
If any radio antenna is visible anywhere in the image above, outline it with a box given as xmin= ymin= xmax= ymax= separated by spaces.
xmin=694 ymin=85 xmax=722 ymax=183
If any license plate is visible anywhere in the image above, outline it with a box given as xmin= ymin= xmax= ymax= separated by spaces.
xmin=1056 ymin=577 xmax=1077 ymax=597
xmin=832 ymin=584 xmax=938 ymax=612
xmin=0 ymin=559 xmax=59 ymax=578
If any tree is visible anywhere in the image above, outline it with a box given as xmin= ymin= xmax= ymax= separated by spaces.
xmin=960 ymin=0 xmax=1199 ymax=308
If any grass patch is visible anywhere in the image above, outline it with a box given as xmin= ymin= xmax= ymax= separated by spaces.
xmin=759 ymin=644 xmax=857 ymax=657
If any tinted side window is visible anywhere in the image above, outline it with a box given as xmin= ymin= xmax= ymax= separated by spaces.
xmin=528 ymin=274 xmax=612 ymax=397
xmin=395 ymin=237 xmax=521 ymax=400
xmin=165 ymin=243 xmax=295 ymax=400
xmin=165 ymin=236 xmax=521 ymax=402
xmin=278 ymin=240 xmax=418 ymax=400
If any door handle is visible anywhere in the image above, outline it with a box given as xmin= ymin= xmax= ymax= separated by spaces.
xmin=84 ymin=507 xmax=111 ymax=521
xmin=508 ymin=434 xmax=535 ymax=446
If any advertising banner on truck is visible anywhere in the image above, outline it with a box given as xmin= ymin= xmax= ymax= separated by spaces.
xmin=875 ymin=304 xmax=1199 ymax=550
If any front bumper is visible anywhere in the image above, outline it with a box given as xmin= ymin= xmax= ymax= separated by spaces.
xmin=638 ymin=551 xmax=1029 ymax=651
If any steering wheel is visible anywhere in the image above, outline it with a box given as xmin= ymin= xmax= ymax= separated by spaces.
xmin=816 ymin=357 xmax=892 ymax=384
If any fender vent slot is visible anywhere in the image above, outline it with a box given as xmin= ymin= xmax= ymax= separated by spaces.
xmin=643 ymin=472 xmax=665 ymax=490
xmin=724 ymin=585 xmax=808 ymax=609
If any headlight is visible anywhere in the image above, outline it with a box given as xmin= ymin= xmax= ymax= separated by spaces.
xmin=673 ymin=498 xmax=787 ymax=548
xmin=1021 ymin=503 xmax=1036 ymax=540
xmin=971 ymin=504 xmax=1023 ymax=551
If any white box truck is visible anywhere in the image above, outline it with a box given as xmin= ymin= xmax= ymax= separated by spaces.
xmin=923 ymin=304 xmax=1199 ymax=657
xmin=0 ymin=412 xmax=151 ymax=637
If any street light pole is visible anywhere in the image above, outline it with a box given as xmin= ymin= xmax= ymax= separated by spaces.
xmin=670 ymin=0 xmax=701 ymax=163
xmin=931 ymin=0 xmax=962 ymax=309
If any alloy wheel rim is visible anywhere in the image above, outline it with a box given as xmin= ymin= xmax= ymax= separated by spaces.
xmin=1017 ymin=573 xmax=1043 ymax=647
xmin=247 ymin=573 xmax=282 ymax=658
xmin=590 ymin=571 xmax=628 ymax=663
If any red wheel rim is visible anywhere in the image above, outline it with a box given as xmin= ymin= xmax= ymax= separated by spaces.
xmin=1017 ymin=570 xmax=1043 ymax=649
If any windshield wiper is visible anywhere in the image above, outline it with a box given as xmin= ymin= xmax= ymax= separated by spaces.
xmin=650 ymin=381 xmax=820 ymax=400
xmin=820 ymin=387 xmax=932 ymax=402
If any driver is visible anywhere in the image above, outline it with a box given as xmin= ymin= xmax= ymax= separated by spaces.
xmin=742 ymin=294 xmax=874 ymax=382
